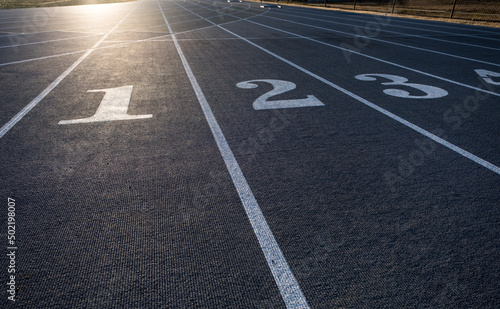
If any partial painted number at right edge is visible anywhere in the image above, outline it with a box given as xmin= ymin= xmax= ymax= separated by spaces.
xmin=475 ymin=69 xmax=500 ymax=86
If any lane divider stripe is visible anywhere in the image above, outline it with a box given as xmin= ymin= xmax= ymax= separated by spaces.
xmin=157 ymin=0 xmax=310 ymax=308
xmin=0 ymin=0 xmax=144 ymax=139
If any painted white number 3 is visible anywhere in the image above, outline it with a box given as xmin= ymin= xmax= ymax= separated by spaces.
xmin=355 ymin=74 xmax=448 ymax=99
xmin=59 ymin=85 xmax=152 ymax=125
xmin=475 ymin=69 xmax=500 ymax=86
xmin=236 ymin=79 xmax=324 ymax=110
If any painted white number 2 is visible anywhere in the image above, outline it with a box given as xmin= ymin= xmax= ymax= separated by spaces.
xmin=236 ymin=79 xmax=324 ymax=110
xmin=475 ymin=69 xmax=500 ymax=86
xmin=59 ymin=85 xmax=152 ymax=125
xmin=355 ymin=74 xmax=448 ymax=99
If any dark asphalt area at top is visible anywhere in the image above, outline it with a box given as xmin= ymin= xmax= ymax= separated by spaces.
xmin=0 ymin=0 xmax=499 ymax=308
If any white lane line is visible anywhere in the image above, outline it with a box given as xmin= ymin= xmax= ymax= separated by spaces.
xmin=0 ymin=28 xmax=101 ymax=39
xmin=0 ymin=9 xmax=164 ymax=38
xmin=158 ymin=1 xmax=309 ymax=308
xmin=0 ymin=17 xmax=122 ymax=33
xmin=192 ymin=0 xmax=500 ymax=97
xmin=282 ymin=5 xmax=500 ymax=36
xmin=151 ymin=36 xmax=306 ymax=42
xmin=0 ymin=0 xmax=144 ymax=139
xmin=333 ymin=14 xmax=500 ymax=43
xmin=0 ymin=3 xmax=161 ymax=25
xmin=179 ymin=1 xmax=500 ymax=177
xmin=0 ymin=50 xmax=87 ymax=67
xmin=258 ymin=14 xmax=500 ymax=67
xmin=0 ymin=11 xmax=131 ymax=26
xmin=0 ymin=5 xmax=133 ymax=25
xmin=0 ymin=0 xmax=249 ymax=40
xmin=0 ymin=21 xmax=247 ymax=67
xmin=270 ymin=10 xmax=500 ymax=52
xmin=0 ymin=23 xmax=126 ymax=41
xmin=243 ymin=18 xmax=500 ymax=97
xmin=180 ymin=0 xmax=250 ymax=21
xmin=0 ymin=33 xmax=101 ymax=50
xmin=0 ymin=18 xmax=204 ymax=53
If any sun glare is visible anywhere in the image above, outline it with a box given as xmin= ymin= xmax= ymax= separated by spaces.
xmin=72 ymin=1 xmax=130 ymax=25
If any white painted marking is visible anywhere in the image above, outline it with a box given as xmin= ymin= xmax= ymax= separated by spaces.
xmin=270 ymin=10 xmax=500 ymax=52
xmin=158 ymin=1 xmax=309 ymax=308
xmin=0 ymin=27 xmax=215 ymax=67
xmin=475 ymin=69 xmax=500 ymax=86
xmin=355 ymin=74 xmax=448 ymax=99
xmin=0 ymin=22 xmax=177 ymax=50
xmin=0 ymin=0 xmax=143 ymax=139
xmin=184 ymin=1 xmax=500 ymax=97
xmin=0 ymin=1 xmax=264 ymax=68
xmin=236 ymin=79 xmax=324 ymax=110
xmin=179 ymin=5 xmax=500 ymax=176
xmin=259 ymin=14 xmax=500 ymax=68
xmin=0 ymin=32 xmax=101 ymax=50
xmin=0 ymin=50 xmax=87 ymax=67
xmin=0 ymin=17 xmax=116 ymax=33
xmin=152 ymin=36 xmax=303 ymax=42
xmin=280 ymin=5 xmax=500 ymax=40
xmin=58 ymin=85 xmax=152 ymax=124
xmin=242 ymin=19 xmax=500 ymax=98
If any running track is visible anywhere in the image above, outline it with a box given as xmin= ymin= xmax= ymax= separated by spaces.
xmin=1 ymin=0 xmax=499 ymax=307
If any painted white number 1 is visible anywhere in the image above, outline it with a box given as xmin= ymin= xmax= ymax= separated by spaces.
xmin=58 ymin=85 xmax=152 ymax=125
xmin=236 ymin=79 xmax=324 ymax=110
xmin=355 ymin=74 xmax=448 ymax=99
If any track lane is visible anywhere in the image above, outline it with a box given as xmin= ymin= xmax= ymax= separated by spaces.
xmin=282 ymin=4 xmax=500 ymax=37
xmin=170 ymin=1 xmax=500 ymax=306
xmin=264 ymin=9 xmax=500 ymax=55
xmin=1 ymin=1 xmax=288 ymax=307
xmin=187 ymin=1 xmax=500 ymax=168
